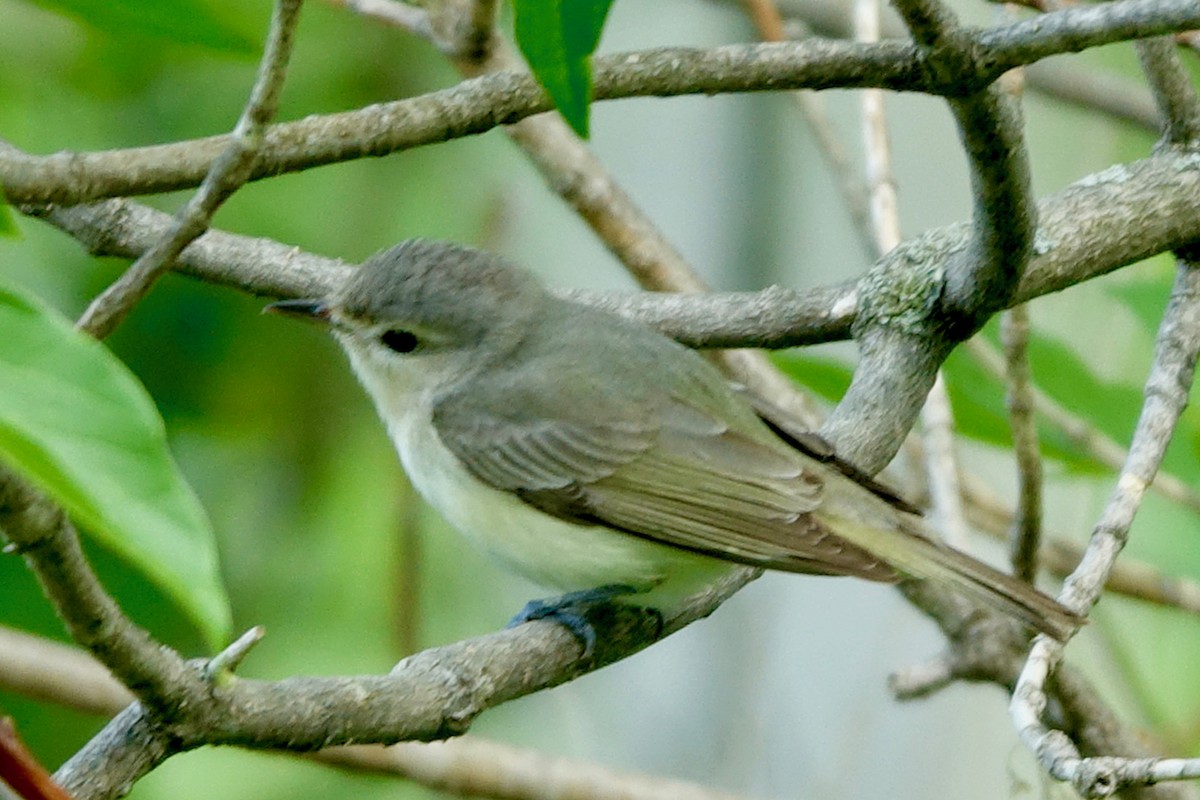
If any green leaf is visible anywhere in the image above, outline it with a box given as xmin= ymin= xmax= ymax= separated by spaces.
xmin=942 ymin=344 xmax=1107 ymax=473
xmin=23 ymin=0 xmax=254 ymax=54
xmin=0 ymin=281 xmax=231 ymax=649
xmin=770 ymin=351 xmax=853 ymax=403
xmin=513 ymin=0 xmax=616 ymax=137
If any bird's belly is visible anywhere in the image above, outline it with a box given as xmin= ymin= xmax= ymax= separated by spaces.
xmin=391 ymin=409 xmax=733 ymax=606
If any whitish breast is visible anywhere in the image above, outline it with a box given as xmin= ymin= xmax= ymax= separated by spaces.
xmin=387 ymin=403 xmax=733 ymax=606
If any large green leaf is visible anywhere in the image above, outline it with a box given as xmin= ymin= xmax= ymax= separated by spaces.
xmin=513 ymin=0 xmax=616 ymax=137
xmin=23 ymin=0 xmax=253 ymax=54
xmin=0 ymin=281 xmax=231 ymax=649
xmin=941 ymin=343 xmax=1109 ymax=473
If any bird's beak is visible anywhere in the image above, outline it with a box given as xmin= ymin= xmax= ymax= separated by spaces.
xmin=263 ymin=299 xmax=331 ymax=325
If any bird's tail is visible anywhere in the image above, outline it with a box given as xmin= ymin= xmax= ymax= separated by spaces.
xmin=834 ymin=515 xmax=1083 ymax=641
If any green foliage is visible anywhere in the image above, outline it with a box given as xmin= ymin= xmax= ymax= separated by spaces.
xmin=0 ymin=197 xmax=14 ymax=237
xmin=21 ymin=0 xmax=254 ymax=53
xmin=941 ymin=333 xmax=1115 ymax=474
xmin=0 ymin=1 xmax=521 ymax=784
xmin=0 ymin=281 xmax=231 ymax=649
xmin=769 ymin=350 xmax=852 ymax=403
xmin=513 ymin=0 xmax=615 ymax=137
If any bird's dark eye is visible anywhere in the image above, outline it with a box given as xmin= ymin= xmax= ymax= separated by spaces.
xmin=380 ymin=329 xmax=420 ymax=353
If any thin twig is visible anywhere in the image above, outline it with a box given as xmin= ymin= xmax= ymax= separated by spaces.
xmin=1002 ymin=305 xmax=1044 ymax=583
xmin=1012 ymin=254 xmax=1200 ymax=797
xmin=74 ymin=0 xmax=303 ymax=340
xmin=918 ymin=375 xmax=971 ymax=548
xmin=854 ymin=0 xmax=900 ymax=259
xmin=318 ymin=739 xmax=756 ymax=800
xmin=204 ymin=626 xmax=266 ymax=680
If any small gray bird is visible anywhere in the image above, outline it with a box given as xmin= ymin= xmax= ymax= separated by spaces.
xmin=267 ymin=239 xmax=1079 ymax=643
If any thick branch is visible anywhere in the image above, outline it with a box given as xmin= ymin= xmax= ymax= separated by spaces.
xmin=942 ymin=87 xmax=1034 ymax=328
xmin=23 ymin=147 xmax=1200 ymax=353
xmin=54 ymin=566 xmax=754 ymax=800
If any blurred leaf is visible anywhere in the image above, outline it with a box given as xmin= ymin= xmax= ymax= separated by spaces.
xmin=0 ymin=281 xmax=231 ymax=649
xmin=1107 ymin=258 xmax=1174 ymax=337
xmin=23 ymin=0 xmax=254 ymax=54
xmin=513 ymin=0 xmax=615 ymax=137
xmin=770 ymin=351 xmax=852 ymax=403
xmin=1024 ymin=333 xmax=1141 ymax=445
xmin=942 ymin=344 xmax=1107 ymax=473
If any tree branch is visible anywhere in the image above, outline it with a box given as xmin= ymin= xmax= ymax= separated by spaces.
xmin=0 ymin=469 xmax=200 ymax=718
xmin=72 ymin=0 xmax=303 ymax=340
xmin=0 ymin=624 xmax=752 ymax=800
xmin=1 ymin=0 xmax=1196 ymax=207
xmin=54 ymin=565 xmax=753 ymax=800
xmin=19 ymin=143 xmax=1196 ymax=354
xmin=1001 ymin=306 xmax=1044 ymax=583
xmin=1134 ymin=37 xmax=1200 ymax=147
xmin=1012 ymin=253 xmax=1200 ymax=797
xmin=753 ymin=0 xmax=1163 ymax=130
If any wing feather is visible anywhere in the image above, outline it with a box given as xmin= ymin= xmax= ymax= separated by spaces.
xmin=434 ymin=382 xmax=898 ymax=582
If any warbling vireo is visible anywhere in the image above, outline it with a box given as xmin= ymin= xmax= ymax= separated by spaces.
xmin=267 ymin=239 xmax=1079 ymax=643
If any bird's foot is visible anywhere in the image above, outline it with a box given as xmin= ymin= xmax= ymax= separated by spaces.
xmin=508 ymin=584 xmax=654 ymax=661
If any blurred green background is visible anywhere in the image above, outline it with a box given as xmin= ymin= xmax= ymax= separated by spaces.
xmin=2 ymin=1 xmax=1199 ymax=798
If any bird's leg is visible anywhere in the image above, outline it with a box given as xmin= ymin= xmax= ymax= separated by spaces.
xmin=507 ymin=584 xmax=661 ymax=659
